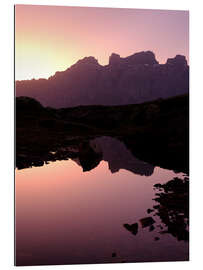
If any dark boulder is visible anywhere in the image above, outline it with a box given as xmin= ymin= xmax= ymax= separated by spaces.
xmin=123 ymin=222 xmax=138 ymax=235
xmin=139 ymin=217 xmax=155 ymax=228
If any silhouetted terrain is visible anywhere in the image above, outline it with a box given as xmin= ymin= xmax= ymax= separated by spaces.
xmin=16 ymin=94 xmax=189 ymax=173
xmin=16 ymin=51 xmax=189 ymax=108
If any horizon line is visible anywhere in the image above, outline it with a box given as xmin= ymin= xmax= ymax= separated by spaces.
xmin=15 ymin=50 xmax=188 ymax=82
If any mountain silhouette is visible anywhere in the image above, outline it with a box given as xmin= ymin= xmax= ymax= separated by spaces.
xmin=16 ymin=51 xmax=189 ymax=108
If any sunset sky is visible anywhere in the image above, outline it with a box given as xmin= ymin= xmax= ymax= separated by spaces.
xmin=15 ymin=5 xmax=189 ymax=81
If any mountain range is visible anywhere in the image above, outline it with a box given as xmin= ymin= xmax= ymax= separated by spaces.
xmin=16 ymin=51 xmax=189 ymax=108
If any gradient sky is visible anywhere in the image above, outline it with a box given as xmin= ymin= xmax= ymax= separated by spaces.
xmin=15 ymin=5 xmax=189 ymax=80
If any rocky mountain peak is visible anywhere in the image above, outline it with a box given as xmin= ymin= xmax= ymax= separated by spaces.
xmin=16 ymin=51 xmax=189 ymax=108
xmin=166 ymin=55 xmax=188 ymax=66
xmin=125 ymin=51 xmax=159 ymax=65
xmin=109 ymin=53 xmax=121 ymax=65
xmin=109 ymin=51 xmax=158 ymax=66
xmin=75 ymin=56 xmax=99 ymax=66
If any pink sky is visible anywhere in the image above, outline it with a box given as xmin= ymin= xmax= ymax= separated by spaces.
xmin=15 ymin=5 xmax=189 ymax=80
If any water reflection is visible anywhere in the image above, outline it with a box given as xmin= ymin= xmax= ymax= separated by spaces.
xmin=91 ymin=137 xmax=154 ymax=176
xmin=73 ymin=140 xmax=103 ymax=172
xmin=15 ymin=136 xmax=189 ymax=266
xmin=17 ymin=136 xmax=154 ymax=177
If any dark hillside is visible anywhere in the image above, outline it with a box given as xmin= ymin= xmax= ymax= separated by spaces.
xmin=16 ymin=94 xmax=189 ymax=173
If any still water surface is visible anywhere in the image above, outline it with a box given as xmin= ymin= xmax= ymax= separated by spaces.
xmin=15 ymin=137 xmax=189 ymax=265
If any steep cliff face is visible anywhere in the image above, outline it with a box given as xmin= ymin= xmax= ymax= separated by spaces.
xmin=16 ymin=51 xmax=189 ymax=108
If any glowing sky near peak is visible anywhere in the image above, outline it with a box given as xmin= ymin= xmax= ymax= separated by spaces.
xmin=15 ymin=5 xmax=189 ymax=80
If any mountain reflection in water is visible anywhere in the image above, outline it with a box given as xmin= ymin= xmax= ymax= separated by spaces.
xmin=15 ymin=136 xmax=189 ymax=266
xmin=90 ymin=137 xmax=154 ymax=176
xmin=17 ymin=136 xmax=154 ymax=176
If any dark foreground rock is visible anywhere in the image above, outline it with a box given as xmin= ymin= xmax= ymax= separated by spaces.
xmin=139 ymin=217 xmax=155 ymax=228
xmin=123 ymin=223 xmax=138 ymax=235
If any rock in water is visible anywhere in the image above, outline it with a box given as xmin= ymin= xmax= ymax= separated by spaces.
xmin=123 ymin=222 xmax=139 ymax=235
xmin=139 ymin=217 xmax=155 ymax=228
